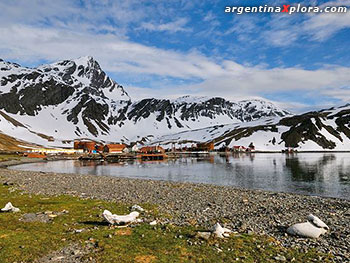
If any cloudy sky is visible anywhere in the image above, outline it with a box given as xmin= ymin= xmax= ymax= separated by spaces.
xmin=0 ymin=0 xmax=350 ymax=113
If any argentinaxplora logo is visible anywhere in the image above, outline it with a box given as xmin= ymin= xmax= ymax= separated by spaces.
xmin=225 ymin=4 xmax=348 ymax=15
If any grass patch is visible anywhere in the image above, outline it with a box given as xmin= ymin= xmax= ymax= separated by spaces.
xmin=0 ymin=184 xmax=332 ymax=262
xmin=0 ymin=153 xmax=20 ymax=162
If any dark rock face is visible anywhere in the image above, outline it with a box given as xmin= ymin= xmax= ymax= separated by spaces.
xmin=280 ymin=113 xmax=336 ymax=149
xmin=126 ymin=97 xmax=289 ymax=128
xmin=0 ymin=81 xmax=75 ymax=115
xmin=211 ymin=106 xmax=350 ymax=150
xmin=67 ymin=94 xmax=110 ymax=136
xmin=277 ymin=108 xmax=350 ymax=149
xmin=331 ymin=108 xmax=350 ymax=138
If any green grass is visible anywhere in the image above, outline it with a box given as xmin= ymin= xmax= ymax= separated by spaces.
xmin=0 ymin=184 xmax=332 ymax=263
xmin=0 ymin=153 xmax=20 ymax=162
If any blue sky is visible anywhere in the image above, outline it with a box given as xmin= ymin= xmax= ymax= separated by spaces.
xmin=0 ymin=0 xmax=350 ymax=112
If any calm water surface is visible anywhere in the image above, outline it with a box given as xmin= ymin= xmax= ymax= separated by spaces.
xmin=10 ymin=153 xmax=350 ymax=200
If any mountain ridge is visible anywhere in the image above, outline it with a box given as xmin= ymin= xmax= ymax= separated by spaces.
xmin=152 ymin=104 xmax=350 ymax=151
xmin=1 ymin=56 xmax=350 ymax=151
xmin=0 ymin=56 xmax=290 ymax=147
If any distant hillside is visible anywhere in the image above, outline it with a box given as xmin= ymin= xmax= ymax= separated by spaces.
xmin=152 ymin=105 xmax=350 ymax=151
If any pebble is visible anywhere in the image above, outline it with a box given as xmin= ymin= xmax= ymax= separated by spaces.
xmin=149 ymin=220 xmax=157 ymax=226
xmin=274 ymin=255 xmax=286 ymax=261
xmin=195 ymin=231 xmax=211 ymax=240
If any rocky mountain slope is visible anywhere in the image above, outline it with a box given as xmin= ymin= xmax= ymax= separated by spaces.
xmin=0 ymin=56 xmax=131 ymax=138
xmin=152 ymin=104 xmax=350 ymax=151
xmin=0 ymin=57 xmax=290 ymax=147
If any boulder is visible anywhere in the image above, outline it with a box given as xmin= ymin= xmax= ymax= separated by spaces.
xmin=287 ymin=221 xmax=327 ymax=238
xmin=1 ymin=202 xmax=20 ymax=212
xmin=131 ymin=205 xmax=144 ymax=212
xmin=287 ymin=214 xmax=329 ymax=239
xmin=195 ymin=231 xmax=212 ymax=240
xmin=102 ymin=210 xmax=139 ymax=225
xmin=149 ymin=220 xmax=157 ymax=226
xmin=21 ymin=213 xmax=51 ymax=223
xmin=211 ymin=223 xmax=232 ymax=238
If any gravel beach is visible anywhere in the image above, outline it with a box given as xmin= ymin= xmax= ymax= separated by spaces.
xmin=0 ymin=160 xmax=349 ymax=262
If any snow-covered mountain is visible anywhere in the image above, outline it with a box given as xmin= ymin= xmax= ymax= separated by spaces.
xmin=152 ymin=104 xmax=350 ymax=151
xmin=0 ymin=56 xmax=130 ymax=138
xmin=0 ymin=57 xmax=290 ymax=147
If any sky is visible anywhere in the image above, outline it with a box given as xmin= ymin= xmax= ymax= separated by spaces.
xmin=0 ymin=0 xmax=350 ymax=113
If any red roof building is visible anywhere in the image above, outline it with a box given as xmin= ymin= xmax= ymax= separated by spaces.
xmin=74 ymin=140 xmax=102 ymax=153
xmin=233 ymin=146 xmax=246 ymax=152
xmin=196 ymin=142 xmax=214 ymax=151
xmin=139 ymin=146 xmax=165 ymax=154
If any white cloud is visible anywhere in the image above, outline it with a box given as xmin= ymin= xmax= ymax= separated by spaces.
xmin=263 ymin=30 xmax=299 ymax=47
xmin=0 ymin=0 xmax=164 ymax=37
xmin=126 ymin=85 xmax=192 ymax=101
xmin=262 ymin=0 xmax=350 ymax=46
xmin=304 ymin=11 xmax=350 ymax=40
xmin=322 ymin=88 xmax=350 ymax=100
xmin=1 ymin=23 xmax=350 ymax=111
xmin=0 ymin=0 xmax=349 ymax=113
xmin=140 ymin=18 xmax=190 ymax=33
xmin=183 ymin=65 xmax=350 ymax=97
xmin=203 ymin=12 xmax=216 ymax=22
xmin=0 ymin=25 xmax=219 ymax=79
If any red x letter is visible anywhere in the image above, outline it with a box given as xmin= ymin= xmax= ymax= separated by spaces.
xmin=282 ymin=5 xmax=290 ymax=12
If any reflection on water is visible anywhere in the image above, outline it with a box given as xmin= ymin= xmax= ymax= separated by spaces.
xmin=9 ymin=153 xmax=350 ymax=199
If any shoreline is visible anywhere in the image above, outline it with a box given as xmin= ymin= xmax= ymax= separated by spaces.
xmin=6 ymin=157 xmax=350 ymax=202
xmin=0 ymin=156 xmax=79 ymax=168
xmin=7 ymin=166 xmax=350 ymax=203
xmin=7 ymin=163 xmax=348 ymax=202
xmin=0 ymin=162 xmax=350 ymax=262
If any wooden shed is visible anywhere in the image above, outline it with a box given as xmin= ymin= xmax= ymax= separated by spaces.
xmin=103 ymin=144 xmax=126 ymax=154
